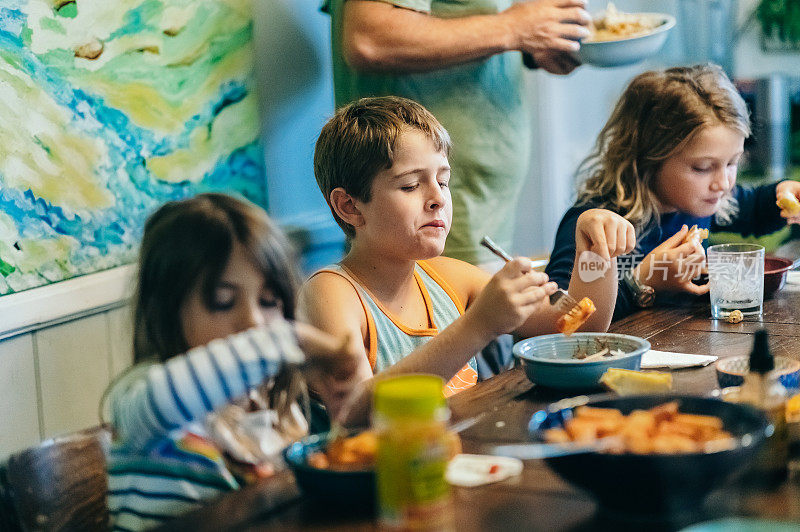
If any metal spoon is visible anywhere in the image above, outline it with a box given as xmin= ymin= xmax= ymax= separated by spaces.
xmin=490 ymin=437 xmax=623 ymax=460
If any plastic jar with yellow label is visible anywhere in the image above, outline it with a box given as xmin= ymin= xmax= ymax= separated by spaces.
xmin=374 ymin=375 xmax=455 ymax=531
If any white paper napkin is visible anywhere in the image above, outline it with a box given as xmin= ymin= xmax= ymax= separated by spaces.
xmin=640 ymin=349 xmax=718 ymax=369
xmin=785 ymin=270 xmax=800 ymax=291
xmin=446 ymin=454 xmax=523 ymax=487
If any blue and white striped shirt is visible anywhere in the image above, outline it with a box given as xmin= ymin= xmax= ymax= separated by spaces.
xmin=106 ymin=320 xmax=304 ymax=531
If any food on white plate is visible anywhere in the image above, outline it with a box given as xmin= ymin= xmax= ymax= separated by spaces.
xmin=587 ymin=3 xmax=663 ymax=42
xmin=543 ymin=401 xmax=735 ymax=454
xmin=776 ymin=190 xmax=800 ymax=217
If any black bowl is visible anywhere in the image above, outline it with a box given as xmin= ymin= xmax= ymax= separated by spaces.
xmin=282 ymin=431 xmax=375 ymax=508
xmin=528 ymin=395 xmax=770 ymax=521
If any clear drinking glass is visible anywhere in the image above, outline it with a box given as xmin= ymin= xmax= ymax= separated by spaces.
xmin=707 ymin=243 xmax=765 ymax=319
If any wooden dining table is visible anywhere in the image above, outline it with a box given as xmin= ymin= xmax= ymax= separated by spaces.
xmin=167 ymin=271 xmax=800 ymax=532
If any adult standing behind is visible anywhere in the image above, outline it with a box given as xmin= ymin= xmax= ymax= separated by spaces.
xmin=322 ymin=0 xmax=590 ymax=265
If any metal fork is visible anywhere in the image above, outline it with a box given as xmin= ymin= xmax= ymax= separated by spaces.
xmin=479 ymin=236 xmax=579 ymax=314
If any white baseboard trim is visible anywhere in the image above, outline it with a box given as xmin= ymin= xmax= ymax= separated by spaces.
xmin=0 ymin=265 xmax=136 ymax=340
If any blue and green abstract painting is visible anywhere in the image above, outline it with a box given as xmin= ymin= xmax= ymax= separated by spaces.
xmin=0 ymin=0 xmax=265 ymax=294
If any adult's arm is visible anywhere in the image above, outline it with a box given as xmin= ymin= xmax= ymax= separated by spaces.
xmin=341 ymin=0 xmax=590 ymax=73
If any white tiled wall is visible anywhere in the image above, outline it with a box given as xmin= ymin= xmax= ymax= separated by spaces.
xmin=107 ymin=306 xmax=134 ymax=380
xmin=36 ymin=314 xmax=112 ymax=439
xmin=0 ymin=304 xmax=133 ymax=458
xmin=0 ymin=335 xmax=40 ymax=454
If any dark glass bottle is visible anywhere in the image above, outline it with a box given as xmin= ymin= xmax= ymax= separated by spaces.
xmin=723 ymin=330 xmax=788 ymax=486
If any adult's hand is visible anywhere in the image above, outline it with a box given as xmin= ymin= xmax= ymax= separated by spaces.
xmin=530 ymin=48 xmax=581 ymax=74
xmin=503 ymin=0 xmax=591 ymax=55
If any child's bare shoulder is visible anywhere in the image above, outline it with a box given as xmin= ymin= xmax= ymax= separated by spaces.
xmin=299 ymin=271 xmax=367 ymax=329
xmin=301 ymin=270 xmax=361 ymax=305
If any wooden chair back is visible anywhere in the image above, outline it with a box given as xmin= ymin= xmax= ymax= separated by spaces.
xmin=0 ymin=427 xmax=110 ymax=531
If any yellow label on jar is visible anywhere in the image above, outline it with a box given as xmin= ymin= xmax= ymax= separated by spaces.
xmin=377 ymin=425 xmax=453 ymax=530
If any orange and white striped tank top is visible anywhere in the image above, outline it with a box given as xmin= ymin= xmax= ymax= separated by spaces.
xmin=311 ymin=261 xmax=478 ymax=397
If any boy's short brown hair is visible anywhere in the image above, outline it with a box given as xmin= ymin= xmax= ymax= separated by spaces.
xmin=314 ymin=96 xmax=451 ymax=238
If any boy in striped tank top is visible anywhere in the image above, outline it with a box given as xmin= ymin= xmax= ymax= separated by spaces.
xmin=301 ymin=96 xmax=636 ymax=423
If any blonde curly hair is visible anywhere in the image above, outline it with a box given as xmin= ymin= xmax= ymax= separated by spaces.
xmin=576 ymin=64 xmax=750 ymax=234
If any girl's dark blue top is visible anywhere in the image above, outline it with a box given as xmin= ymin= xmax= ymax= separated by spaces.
xmin=544 ymin=183 xmax=785 ymax=320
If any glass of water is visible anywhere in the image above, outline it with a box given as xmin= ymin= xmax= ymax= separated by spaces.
xmin=707 ymin=243 xmax=765 ymax=319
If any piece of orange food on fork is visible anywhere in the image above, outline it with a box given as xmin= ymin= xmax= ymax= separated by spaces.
xmin=556 ymin=297 xmax=596 ymax=336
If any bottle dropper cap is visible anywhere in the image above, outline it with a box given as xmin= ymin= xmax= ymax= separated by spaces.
xmin=749 ymin=329 xmax=775 ymax=374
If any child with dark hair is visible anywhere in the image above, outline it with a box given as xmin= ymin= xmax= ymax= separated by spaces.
xmin=104 ymin=193 xmax=356 ymax=531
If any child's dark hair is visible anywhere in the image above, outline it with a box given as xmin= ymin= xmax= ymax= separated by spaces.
xmin=133 ymin=192 xmax=300 ymax=363
xmin=313 ymin=95 xmax=451 ymax=238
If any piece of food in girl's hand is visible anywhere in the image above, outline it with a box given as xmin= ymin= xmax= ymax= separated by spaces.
xmin=777 ymin=190 xmax=800 ymax=217
xmin=556 ymin=297 xmax=596 ymax=336
xmin=683 ymin=224 xmax=709 ymax=245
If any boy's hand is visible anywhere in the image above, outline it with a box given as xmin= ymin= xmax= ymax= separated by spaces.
xmin=575 ymin=208 xmax=636 ymax=260
xmin=633 ymin=225 xmax=708 ymax=295
xmin=467 ymin=257 xmax=558 ymax=337
xmin=776 ymin=180 xmax=800 ymax=224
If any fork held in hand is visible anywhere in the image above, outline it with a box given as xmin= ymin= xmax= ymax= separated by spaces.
xmin=479 ymin=236 xmax=578 ymax=313
xmin=549 ymin=288 xmax=580 ymax=315
xmin=480 ymin=236 xmax=513 ymax=263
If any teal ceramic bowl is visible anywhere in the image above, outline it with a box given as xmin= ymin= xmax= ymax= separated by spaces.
xmin=513 ymin=333 xmax=650 ymax=390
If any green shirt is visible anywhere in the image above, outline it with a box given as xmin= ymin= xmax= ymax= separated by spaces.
xmin=322 ymin=0 xmax=532 ymax=264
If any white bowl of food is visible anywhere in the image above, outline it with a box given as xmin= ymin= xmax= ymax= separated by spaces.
xmin=577 ymin=5 xmax=676 ymax=67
